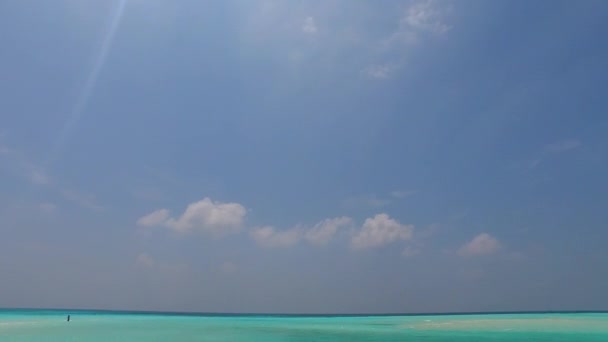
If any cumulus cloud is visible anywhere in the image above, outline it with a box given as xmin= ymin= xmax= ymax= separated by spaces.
xmin=304 ymin=216 xmax=353 ymax=245
xmin=166 ymin=198 xmax=246 ymax=235
xmin=251 ymin=216 xmax=354 ymax=248
xmin=351 ymin=213 xmax=414 ymax=249
xmin=302 ymin=16 xmax=317 ymax=34
xmin=251 ymin=226 xmax=302 ymax=248
xmin=544 ymin=139 xmax=582 ymax=153
xmin=458 ymin=233 xmax=501 ymax=257
xmin=136 ymin=198 xmax=246 ymax=236
xmin=137 ymin=209 xmax=170 ymax=227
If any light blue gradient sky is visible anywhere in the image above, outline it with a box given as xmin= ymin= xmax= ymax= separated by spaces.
xmin=1 ymin=0 xmax=607 ymax=314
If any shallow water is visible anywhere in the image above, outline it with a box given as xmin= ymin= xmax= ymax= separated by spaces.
xmin=1 ymin=310 xmax=607 ymax=341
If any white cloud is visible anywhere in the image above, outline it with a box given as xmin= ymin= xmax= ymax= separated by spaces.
xmin=245 ymin=1 xmax=450 ymax=81
xmin=137 ymin=209 xmax=170 ymax=227
xmin=513 ymin=139 xmax=582 ymax=172
xmin=351 ymin=213 xmax=414 ymax=249
xmin=404 ymin=0 xmax=450 ymax=35
xmin=137 ymin=198 xmax=246 ymax=236
xmin=251 ymin=226 xmax=302 ymax=248
xmin=302 ymin=16 xmax=317 ymax=34
xmin=458 ymin=233 xmax=501 ymax=257
xmin=385 ymin=0 xmax=449 ymax=48
xmin=367 ymin=0 xmax=449 ymax=80
xmin=166 ymin=198 xmax=246 ymax=235
xmin=251 ymin=216 xmax=354 ymax=248
xmin=304 ymin=216 xmax=353 ymax=245
xmin=544 ymin=139 xmax=582 ymax=153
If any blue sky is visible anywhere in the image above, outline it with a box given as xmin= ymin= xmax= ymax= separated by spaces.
xmin=1 ymin=0 xmax=607 ymax=314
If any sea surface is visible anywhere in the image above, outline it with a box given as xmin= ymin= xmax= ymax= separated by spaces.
xmin=1 ymin=309 xmax=607 ymax=341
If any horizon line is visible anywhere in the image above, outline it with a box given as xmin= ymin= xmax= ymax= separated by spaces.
xmin=3 ymin=307 xmax=607 ymax=317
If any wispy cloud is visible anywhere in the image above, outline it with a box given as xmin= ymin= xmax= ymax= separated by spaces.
xmin=0 ymin=143 xmax=50 ymax=186
xmin=28 ymin=170 xmax=50 ymax=185
xmin=245 ymin=0 xmax=451 ymax=80
xmin=302 ymin=16 xmax=317 ymax=34
xmin=385 ymin=0 xmax=450 ymax=46
xmin=366 ymin=0 xmax=451 ymax=79
xmin=342 ymin=194 xmax=390 ymax=209
xmin=343 ymin=190 xmax=414 ymax=209
xmin=61 ymin=189 xmax=104 ymax=211
xmin=544 ymin=139 xmax=582 ymax=154
xmin=137 ymin=198 xmax=247 ymax=236
xmin=513 ymin=139 xmax=583 ymax=171
xmin=403 ymin=0 xmax=450 ymax=35
xmin=364 ymin=64 xmax=397 ymax=80
xmin=0 ymin=143 xmax=103 ymax=211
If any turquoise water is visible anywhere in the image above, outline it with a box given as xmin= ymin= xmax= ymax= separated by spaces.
xmin=1 ymin=310 xmax=607 ymax=341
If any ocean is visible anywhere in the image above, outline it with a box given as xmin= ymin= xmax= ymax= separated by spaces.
xmin=1 ymin=310 xmax=607 ymax=341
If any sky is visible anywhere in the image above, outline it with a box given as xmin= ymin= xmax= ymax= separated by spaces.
xmin=1 ymin=0 xmax=607 ymax=314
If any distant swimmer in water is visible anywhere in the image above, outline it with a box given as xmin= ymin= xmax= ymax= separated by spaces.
xmin=67 ymin=315 xmax=70 ymax=322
